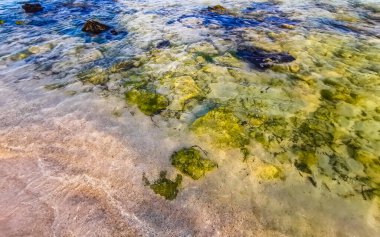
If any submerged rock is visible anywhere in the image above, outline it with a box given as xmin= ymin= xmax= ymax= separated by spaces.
xmin=192 ymin=108 xmax=249 ymax=148
xmin=143 ymin=171 xmax=182 ymax=200
xmin=171 ymin=147 xmax=217 ymax=180
xmin=82 ymin=20 xmax=110 ymax=34
xmin=0 ymin=20 xmax=4 ymax=25
xmin=110 ymin=29 xmax=118 ymax=35
xmin=236 ymin=46 xmax=295 ymax=70
xmin=207 ymin=5 xmax=229 ymax=14
xmin=125 ymin=89 xmax=168 ymax=116
xmin=156 ymin=40 xmax=171 ymax=49
xmin=22 ymin=3 xmax=43 ymax=13
xmin=77 ymin=67 xmax=109 ymax=85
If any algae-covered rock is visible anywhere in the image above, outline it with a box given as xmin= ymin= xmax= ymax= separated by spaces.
xmin=0 ymin=20 xmax=5 ymax=25
xmin=171 ymin=147 xmax=217 ymax=180
xmin=125 ymin=89 xmax=168 ymax=116
xmin=44 ymin=82 xmax=68 ymax=90
xmin=159 ymin=75 xmax=202 ymax=110
xmin=15 ymin=21 xmax=26 ymax=25
xmin=143 ymin=171 xmax=182 ymax=200
xmin=82 ymin=20 xmax=109 ymax=34
xmin=109 ymin=60 xmax=139 ymax=73
xmin=207 ymin=5 xmax=229 ymax=15
xmin=192 ymin=108 xmax=249 ymax=148
xmin=256 ymin=164 xmax=283 ymax=180
xmin=77 ymin=67 xmax=109 ymax=85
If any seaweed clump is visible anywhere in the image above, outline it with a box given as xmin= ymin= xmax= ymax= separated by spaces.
xmin=125 ymin=89 xmax=168 ymax=116
xmin=143 ymin=171 xmax=182 ymax=200
xmin=192 ymin=108 xmax=249 ymax=148
xmin=171 ymin=147 xmax=217 ymax=180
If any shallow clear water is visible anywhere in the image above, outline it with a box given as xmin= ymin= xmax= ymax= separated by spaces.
xmin=0 ymin=0 xmax=380 ymax=236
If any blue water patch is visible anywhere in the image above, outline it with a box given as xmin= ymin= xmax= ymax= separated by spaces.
xmin=0 ymin=0 xmax=130 ymax=44
xmin=171 ymin=2 xmax=298 ymax=30
xmin=175 ymin=13 xmax=259 ymax=29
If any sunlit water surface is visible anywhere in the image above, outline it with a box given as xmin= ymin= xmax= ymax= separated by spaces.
xmin=0 ymin=0 xmax=380 ymax=236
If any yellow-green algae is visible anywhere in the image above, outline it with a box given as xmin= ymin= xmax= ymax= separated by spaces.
xmin=125 ymin=89 xmax=168 ymax=116
xmin=143 ymin=171 xmax=182 ymax=200
xmin=191 ymin=108 xmax=249 ymax=148
xmin=77 ymin=67 xmax=109 ymax=85
xmin=171 ymin=147 xmax=217 ymax=180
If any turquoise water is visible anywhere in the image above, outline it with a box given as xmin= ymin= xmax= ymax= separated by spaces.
xmin=0 ymin=0 xmax=379 ymax=236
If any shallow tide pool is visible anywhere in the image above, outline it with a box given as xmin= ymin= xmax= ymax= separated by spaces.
xmin=0 ymin=0 xmax=380 ymax=236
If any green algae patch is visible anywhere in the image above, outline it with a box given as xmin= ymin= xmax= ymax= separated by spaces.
xmin=192 ymin=108 xmax=249 ymax=148
xmin=143 ymin=171 xmax=182 ymax=200
xmin=125 ymin=89 xmax=168 ymax=116
xmin=44 ymin=82 xmax=68 ymax=90
xmin=256 ymin=164 xmax=283 ymax=180
xmin=15 ymin=21 xmax=26 ymax=25
xmin=109 ymin=60 xmax=140 ymax=73
xmin=0 ymin=20 xmax=4 ymax=25
xmin=171 ymin=147 xmax=217 ymax=180
xmin=77 ymin=67 xmax=108 ymax=85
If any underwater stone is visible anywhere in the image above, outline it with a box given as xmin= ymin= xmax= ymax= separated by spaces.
xmin=157 ymin=40 xmax=171 ymax=49
xmin=171 ymin=147 xmax=217 ymax=180
xmin=22 ymin=3 xmax=43 ymax=13
xmin=256 ymin=165 xmax=283 ymax=180
xmin=109 ymin=60 xmax=138 ymax=73
xmin=207 ymin=5 xmax=229 ymax=14
xmin=82 ymin=20 xmax=110 ymax=34
xmin=77 ymin=68 xmax=109 ymax=85
xmin=44 ymin=83 xmax=68 ymax=90
xmin=192 ymin=108 xmax=249 ymax=148
xmin=143 ymin=171 xmax=182 ymax=200
xmin=0 ymin=20 xmax=4 ymax=25
xmin=236 ymin=46 xmax=295 ymax=70
xmin=125 ymin=89 xmax=168 ymax=116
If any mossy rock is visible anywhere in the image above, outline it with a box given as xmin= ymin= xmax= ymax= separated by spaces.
xmin=109 ymin=60 xmax=139 ymax=73
xmin=125 ymin=89 xmax=168 ymax=116
xmin=44 ymin=82 xmax=68 ymax=90
xmin=192 ymin=108 xmax=249 ymax=148
xmin=77 ymin=67 xmax=109 ymax=85
xmin=256 ymin=165 xmax=283 ymax=180
xmin=207 ymin=5 xmax=228 ymax=14
xmin=143 ymin=171 xmax=182 ymax=200
xmin=294 ymin=151 xmax=319 ymax=174
xmin=171 ymin=147 xmax=217 ymax=180
xmin=0 ymin=20 xmax=4 ymax=25
xmin=10 ymin=51 xmax=31 ymax=61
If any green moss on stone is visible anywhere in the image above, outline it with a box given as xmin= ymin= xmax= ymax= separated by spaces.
xmin=125 ymin=89 xmax=168 ymax=116
xmin=77 ymin=68 xmax=108 ymax=85
xmin=171 ymin=147 xmax=217 ymax=180
xmin=192 ymin=108 xmax=249 ymax=148
xmin=44 ymin=83 xmax=68 ymax=90
xmin=143 ymin=171 xmax=182 ymax=200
